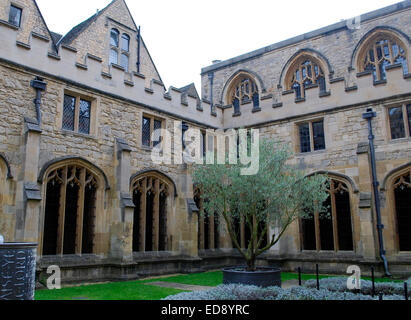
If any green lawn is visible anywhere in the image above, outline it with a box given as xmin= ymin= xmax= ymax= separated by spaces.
xmin=34 ymin=270 xmax=400 ymax=300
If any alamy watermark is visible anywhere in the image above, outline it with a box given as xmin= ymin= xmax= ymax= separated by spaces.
xmin=347 ymin=265 xmax=361 ymax=290
xmin=150 ymin=122 xmax=260 ymax=176
xmin=46 ymin=265 xmax=61 ymax=290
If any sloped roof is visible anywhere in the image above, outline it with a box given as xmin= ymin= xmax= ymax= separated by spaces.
xmin=179 ymin=83 xmax=200 ymax=100
xmin=59 ymin=0 xmax=113 ymax=45
xmin=50 ymin=31 xmax=62 ymax=44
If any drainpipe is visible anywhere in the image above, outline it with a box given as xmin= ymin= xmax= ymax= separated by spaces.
xmin=137 ymin=26 xmax=141 ymax=74
xmin=362 ymin=108 xmax=391 ymax=277
xmin=30 ymin=77 xmax=47 ymax=125
xmin=208 ymin=72 xmax=215 ymax=115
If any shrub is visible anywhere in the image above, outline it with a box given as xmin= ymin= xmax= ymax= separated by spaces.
xmin=163 ymin=284 xmax=406 ymax=301
xmin=304 ymin=277 xmax=411 ymax=296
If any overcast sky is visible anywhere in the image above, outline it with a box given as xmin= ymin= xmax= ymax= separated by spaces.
xmin=36 ymin=0 xmax=401 ymax=91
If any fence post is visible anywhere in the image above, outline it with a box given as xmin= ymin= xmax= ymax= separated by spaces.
xmin=298 ymin=267 xmax=302 ymax=286
xmin=316 ymin=264 xmax=320 ymax=290
xmin=371 ymin=267 xmax=375 ymax=297
xmin=404 ymin=282 xmax=408 ymax=301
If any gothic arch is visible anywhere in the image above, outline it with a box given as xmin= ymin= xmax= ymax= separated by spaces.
xmin=279 ymin=48 xmax=334 ymax=90
xmin=300 ymin=171 xmax=356 ymax=252
xmin=382 ymin=163 xmax=411 ymax=252
xmin=39 ymin=157 xmax=107 ymax=256
xmin=130 ymin=170 xmax=176 ymax=252
xmin=0 ymin=153 xmax=13 ymax=179
xmin=130 ymin=169 xmax=177 ymax=197
xmin=305 ymin=170 xmax=359 ymax=194
xmin=38 ymin=156 xmax=110 ymax=190
xmin=220 ymin=69 xmax=266 ymax=106
xmin=350 ymin=26 xmax=411 ymax=72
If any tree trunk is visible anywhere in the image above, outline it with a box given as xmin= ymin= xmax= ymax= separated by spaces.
xmin=246 ymin=257 xmax=256 ymax=272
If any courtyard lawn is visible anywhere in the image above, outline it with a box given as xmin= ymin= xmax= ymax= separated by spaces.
xmin=34 ymin=270 xmax=401 ymax=300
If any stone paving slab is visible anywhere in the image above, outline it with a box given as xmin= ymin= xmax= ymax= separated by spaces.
xmin=145 ymin=281 xmax=213 ymax=291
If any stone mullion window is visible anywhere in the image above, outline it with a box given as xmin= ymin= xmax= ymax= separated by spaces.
xmin=388 ymin=104 xmax=411 ymax=140
xmin=362 ymin=35 xmax=408 ymax=81
xmin=298 ymin=119 xmax=326 ymax=153
xmin=194 ymin=188 xmax=219 ymax=250
xmin=301 ymin=179 xmax=353 ymax=252
xmin=392 ymin=171 xmax=411 ymax=251
xmin=142 ymin=115 xmax=163 ymax=148
xmin=62 ymin=94 xmax=92 ymax=135
xmin=43 ymin=165 xmax=98 ymax=256
xmin=110 ymin=28 xmax=130 ymax=72
xmin=132 ymin=175 xmax=171 ymax=253
xmin=228 ymin=76 xmax=260 ymax=115
xmin=289 ymin=58 xmax=326 ymax=99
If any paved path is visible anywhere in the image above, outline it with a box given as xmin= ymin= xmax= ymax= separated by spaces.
xmin=145 ymin=281 xmax=214 ymax=291
xmin=146 ymin=280 xmax=302 ymax=291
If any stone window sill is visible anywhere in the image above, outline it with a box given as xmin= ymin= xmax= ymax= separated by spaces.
xmin=296 ymin=149 xmax=327 ymax=157
xmin=61 ymin=130 xmax=97 ymax=141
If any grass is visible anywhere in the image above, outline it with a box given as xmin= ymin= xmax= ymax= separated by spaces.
xmin=34 ymin=270 xmax=402 ymax=300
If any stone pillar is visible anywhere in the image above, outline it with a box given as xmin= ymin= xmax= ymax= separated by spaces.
xmin=356 ymin=142 xmax=377 ymax=260
xmin=111 ymin=138 xmax=135 ymax=261
xmin=22 ymin=118 xmax=42 ymax=244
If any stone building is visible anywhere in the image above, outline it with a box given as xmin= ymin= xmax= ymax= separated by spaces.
xmin=0 ymin=0 xmax=410 ymax=283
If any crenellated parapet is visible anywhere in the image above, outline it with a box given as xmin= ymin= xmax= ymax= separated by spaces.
xmin=0 ymin=22 xmax=221 ymax=129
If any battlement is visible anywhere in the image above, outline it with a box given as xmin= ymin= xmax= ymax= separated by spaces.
xmin=0 ymin=22 xmax=222 ymax=129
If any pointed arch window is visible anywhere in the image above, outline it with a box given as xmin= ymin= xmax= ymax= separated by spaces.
xmin=392 ymin=171 xmax=411 ymax=251
xmin=42 ymin=165 xmax=99 ymax=256
xmin=289 ymin=58 xmax=326 ymax=99
xmin=229 ymin=76 xmax=259 ymax=115
xmin=300 ymin=179 xmax=354 ymax=252
xmin=132 ymin=174 xmax=172 ymax=252
xmin=360 ymin=34 xmax=408 ymax=82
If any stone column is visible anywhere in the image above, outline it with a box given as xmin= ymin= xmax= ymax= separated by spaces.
xmin=356 ymin=142 xmax=377 ymax=260
xmin=111 ymin=138 xmax=135 ymax=261
xmin=22 ymin=118 xmax=42 ymax=244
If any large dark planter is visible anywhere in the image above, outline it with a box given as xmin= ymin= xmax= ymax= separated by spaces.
xmin=223 ymin=267 xmax=281 ymax=288
xmin=0 ymin=243 xmax=37 ymax=300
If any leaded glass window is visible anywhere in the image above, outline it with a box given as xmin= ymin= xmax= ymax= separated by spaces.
xmin=299 ymin=123 xmax=311 ymax=153
xmin=362 ymin=36 xmax=408 ymax=81
xmin=62 ymin=95 xmax=76 ymax=131
xmin=62 ymin=94 xmax=93 ymax=135
xmin=110 ymin=49 xmax=118 ymax=66
xmin=312 ymin=120 xmax=326 ymax=151
xmin=389 ymin=107 xmax=405 ymax=139
xmin=110 ymin=29 xmax=119 ymax=47
xmin=142 ymin=116 xmax=163 ymax=148
xmin=298 ymin=120 xmax=326 ymax=153
xmin=153 ymin=119 xmax=162 ymax=147
xmin=142 ymin=117 xmax=151 ymax=147
xmin=290 ymin=59 xmax=326 ymax=99
xmin=230 ymin=76 xmax=259 ymax=114
xmin=121 ymin=53 xmax=129 ymax=72
xmin=121 ymin=34 xmax=130 ymax=52
xmin=8 ymin=5 xmax=22 ymax=27
xmin=78 ymin=99 xmax=91 ymax=134
xmin=388 ymin=104 xmax=411 ymax=140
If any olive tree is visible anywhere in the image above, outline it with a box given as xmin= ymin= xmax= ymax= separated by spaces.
xmin=191 ymin=139 xmax=329 ymax=271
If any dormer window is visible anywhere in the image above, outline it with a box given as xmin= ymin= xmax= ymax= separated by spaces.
xmin=9 ymin=5 xmax=22 ymax=27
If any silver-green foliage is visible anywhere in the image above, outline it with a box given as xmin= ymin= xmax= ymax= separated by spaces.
xmin=191 ymin=139 xmax=329 ymax=270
